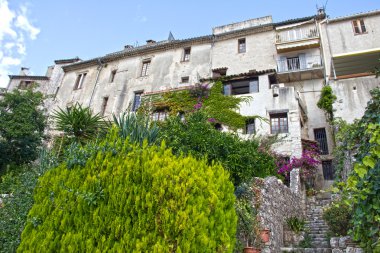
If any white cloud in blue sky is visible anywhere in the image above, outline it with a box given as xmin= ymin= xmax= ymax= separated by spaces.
xmin=0 ymin=0 xmax=40 ymax=87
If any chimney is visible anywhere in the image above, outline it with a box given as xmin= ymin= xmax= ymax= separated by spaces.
xmin=146 ymin=39 xmax=156 ymax=45
xmin=19 ymin=67 xmax=29 ymax=76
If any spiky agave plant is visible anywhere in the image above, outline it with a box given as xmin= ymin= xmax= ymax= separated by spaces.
xmin=113 ymin=112 xmax=159 ymax=145
xmin=52 ymin=103 xmax=108 ymax=145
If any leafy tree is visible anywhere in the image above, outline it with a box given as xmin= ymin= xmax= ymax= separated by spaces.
xmin=0 ymin=88 xmax=46 ymax=173
xmin=317 ymin=85 xmax=337 ymax=121
xmin=18 ymin=129 xmax=237 ymax=252
xmin=159 ymin=111 xmax=277 ymax=186
xmin=52 ymin=103 xmax=107 ymax=145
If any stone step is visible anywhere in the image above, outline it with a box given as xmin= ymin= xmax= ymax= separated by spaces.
xmin=280 ymin=247 xmax=332 ymax=253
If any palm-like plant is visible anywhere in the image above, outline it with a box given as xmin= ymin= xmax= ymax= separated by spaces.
xmin=52 ymin=103 xmax=107 ymax=144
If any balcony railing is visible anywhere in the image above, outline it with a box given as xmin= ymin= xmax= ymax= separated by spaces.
xmin=276 ymin=26 xmax=319 ymax=43
xmin=277 ymin=55 xmax=322 ymax=73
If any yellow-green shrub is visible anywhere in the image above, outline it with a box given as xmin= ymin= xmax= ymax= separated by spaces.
xmin=18 ymin=131 xmax=237 ymax=252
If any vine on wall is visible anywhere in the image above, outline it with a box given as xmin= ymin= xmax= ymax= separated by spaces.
xmin=317 ymin=85 xmax=337 ymax=121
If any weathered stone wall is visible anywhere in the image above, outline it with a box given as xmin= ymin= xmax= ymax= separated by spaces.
xmin=256 ymin=175 xmax=305 ymax=252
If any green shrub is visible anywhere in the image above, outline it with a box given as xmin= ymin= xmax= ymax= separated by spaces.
xmin=159 ymin=111 xmax=277 ymax=186
xmin=322 ymin=200 xmax=352 ymax=236
xmin=286 ymin=217 xmax=305 ymax=234
xmin=18 ymin=130 xmax=237 ymax=252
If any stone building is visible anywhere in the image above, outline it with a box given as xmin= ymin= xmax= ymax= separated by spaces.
xmin=13 ymin=9 xmax=380 ymax=190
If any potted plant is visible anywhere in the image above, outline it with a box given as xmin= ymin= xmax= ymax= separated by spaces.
xmin=260 ymin=228 xmax=270 ymax=243
xmin=235 ymin=182 xmax=262 ymax=253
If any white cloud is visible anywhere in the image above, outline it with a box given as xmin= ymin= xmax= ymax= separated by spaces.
xmin=0 ymin=0 xmax=40 ymax=87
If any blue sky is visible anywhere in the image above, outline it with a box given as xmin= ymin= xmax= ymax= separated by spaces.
xmin=0 ymin=0 xmax=379 ymax=87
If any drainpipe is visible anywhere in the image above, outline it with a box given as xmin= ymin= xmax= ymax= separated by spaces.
xmin=319 ymin=18 xmax=335 ymax=82
xmin=88 ymin=58 xmax=104 ymax=107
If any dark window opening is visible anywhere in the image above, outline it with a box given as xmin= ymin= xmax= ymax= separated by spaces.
xmin=268 ymin=74 xmax=278 ymax=89
xmin=245 ymin=119 xmax=255 ymax=135
xmin=352 ymin=19 xmax=366 ymax=34
xmin=224 ymin=78 xmax=259 ymax=95
xmin=152 ymin=109 xmax=168 ymax=121
xmin=100 ymin=97 xmax=109 ymax=116
xmin=141 ymin=60 xmax=151 ymax=76
xmin=183 ymin=47 xmax=191 ymax=62
xmin=110 ymin=70 xmax=117 ymax=82
xmin=238 ymin=38 xmax=246 ymax=53
xmin=322 ymin=160 xmax=334 ymax=180
xmin=314 ymin=128 xmax=329 ymax=155
xmin=132 ymin=92 xmax=142 ymax=111
xmin=18 ymin=80 xmax=33 ymax=89
xmin=212 ymin=68 xmax=227 ymax=78
xmin=74 ymin=73 xmax=87 ymax=90
xmin=181 ymin=76 xmax=189 ymax=83
xmin=270 ymin=113 xmax=288 ymax=134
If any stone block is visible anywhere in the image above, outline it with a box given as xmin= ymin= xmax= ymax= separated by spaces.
xmin=330 ymin=237 xmax=339 ymax=248
xmin=338 ymin=236 xmax=351 ymax=248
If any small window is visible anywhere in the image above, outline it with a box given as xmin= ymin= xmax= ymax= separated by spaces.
xmin=18 ymin=81 xmax=33 ymax=89
xmin=74 ymin=73 xmax=87 ymax=90
xmin=352 ymin=19 xmax=367 ymax=35
xmin=322 ymin=160 xmax=334 ymax=180
xmin=110 ymin=70 xmax=117 ymax=83
xmin=100 ymin=96 xmax=109 ymax=116
xmin=54 ymin=87 xmax=60 ymax=100
xmin=152 ymin=109 xmax=168 ymax=121
xmin=270 ymin=113 xmax=288 ymax=134
xmin=224 ymin=78 xmax=259 ymax=95
xmin=212 ymin=68 xmax=227 ymax=78
xmin=141 ymin=60 xmax=151 ymax=77
xmin=314 ymin=128 xmax=329 ymax=155
xmin=245 ymin=119 xmax=255 ymax=135
xmin=183 ymin=47 xmax=191 ymax=62
xmin=132 ymin=92 xmax=142 ymax=111
xmin=238 ymin=38 xmax=246 ymax=53
xmin=181 ymin=76 xmax=189 ymax=83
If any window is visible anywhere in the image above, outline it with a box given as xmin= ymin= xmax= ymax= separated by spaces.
xmin=245 ymin=119 xmax=255 ymax=135
xmin=152 ymin=109 xmax=168 ymax=121
xmin=183 ymin=47 xmax=191 ymax=62
xmin=352 ymin=19 xmax=366 ymax=35
xmin=132 ymin=92 xmax=142 ymax=111
xmin=100 ymin=96 xmax=109 ymax=116
xmin=238 ymin=38 xmax=246 ymax=53
xmin=322 ymin=160 xmax=334 ymax=180
xmin=181 ymin=76 xmax=189 ymax=83
xmin=74 ymin=73 xmax=87 ymax=90
xmin=18 ymin=81 xmax=32 ymax=89
xmin=110 ymin=70 xmax=117 ymax=83
xmin=270 ymin=113 xmax=288 ymax=134
xmin=140 ymin=60 xmax=151 ymax=77
xmin=314 ymin=128 xmax=329 ymax=155
xmin=224 ymin=78 xmax=259 ymax=95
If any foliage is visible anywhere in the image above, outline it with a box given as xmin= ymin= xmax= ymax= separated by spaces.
xmin=286 ymin=217 xmax=305 ymax=235
xmin=234 ymin=180 xmax=261 ymax=248
xmin=142 ymin=81 xmax=250 ymax=130
xmin=113 ymin=112 xmax=159 ymax=145
xmin=332 ymin=88 xmax=380 ymax=250
xmin=322 ymin=199 xmax=352 ymax=236
xmin=298 ymin=233 xmax=313 ymax=248
xmin=18 ymin=130 xmax=237 ymax=252
xmin=317 ymin=85 xmax=337 ymax=121
xmin=0 ymin=149 xmax=57 ymax=253
xmin=277 ymin=142 xmax=320 ymax=181
xmin=159 ymin=111 xmax=277 ymax=186
xmin=52 ymin=103 xmax=108 ymax=145
xmin=0 ymin=88 xmax=46 ymax=174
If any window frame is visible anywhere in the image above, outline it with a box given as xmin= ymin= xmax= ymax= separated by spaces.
xmin=73 ymin=72 xmax=87 ymax=90
xmin=109 ymin=69 xmax=117 ymax=83
xmin=181 ymin=76 xmax=190 ymax=83
xmin=314 ymin=128 xmax=329 ymax=155
xmin=245 ymin=118 xmax=256 ymax=135
xmin=238 ymin=38 xmax=246 ymax=53
xmin=100 ymin=96 xmax=109 ymax=116
xmin=183 ymin=47 xmax=191 ymax=62
xmin=132 ymin=91 xmax=143 ymax=112
xmin=352 ymin=19 xmax=367 ymax=35
xmin=152 ymin=108 xmax=169 ymax=122
xmin=322 ymin=160 xmax=335 ymax=180
xmin=140 ymin=60 xmax=151 ymax=77
xmin=270 ymin=113 xmax=288 ymax=134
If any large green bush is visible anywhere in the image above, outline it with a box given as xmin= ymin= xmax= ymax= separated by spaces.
xmin=159 ymin=111 xmax=277 ymax=186
xmin=322 ymin=200 xmax=352 ymax=236
xmin=18 ymin=131 xmax=237 ymax=252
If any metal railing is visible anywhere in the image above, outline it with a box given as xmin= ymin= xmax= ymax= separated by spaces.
xmin=276 ymin=55 xmax=322 ymax=73
xmin=276 ymin=26 xmax=319 ymax=43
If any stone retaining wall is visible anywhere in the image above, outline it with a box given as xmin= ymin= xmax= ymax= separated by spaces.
xmin=256 ymin=172 xmax=305 ymax=252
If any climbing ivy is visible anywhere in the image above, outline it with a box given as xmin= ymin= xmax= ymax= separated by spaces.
xmin=141 ymin=81 xmax=250 ymax=130
xmin=317 ymin=85 xmax=337 ymax=121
